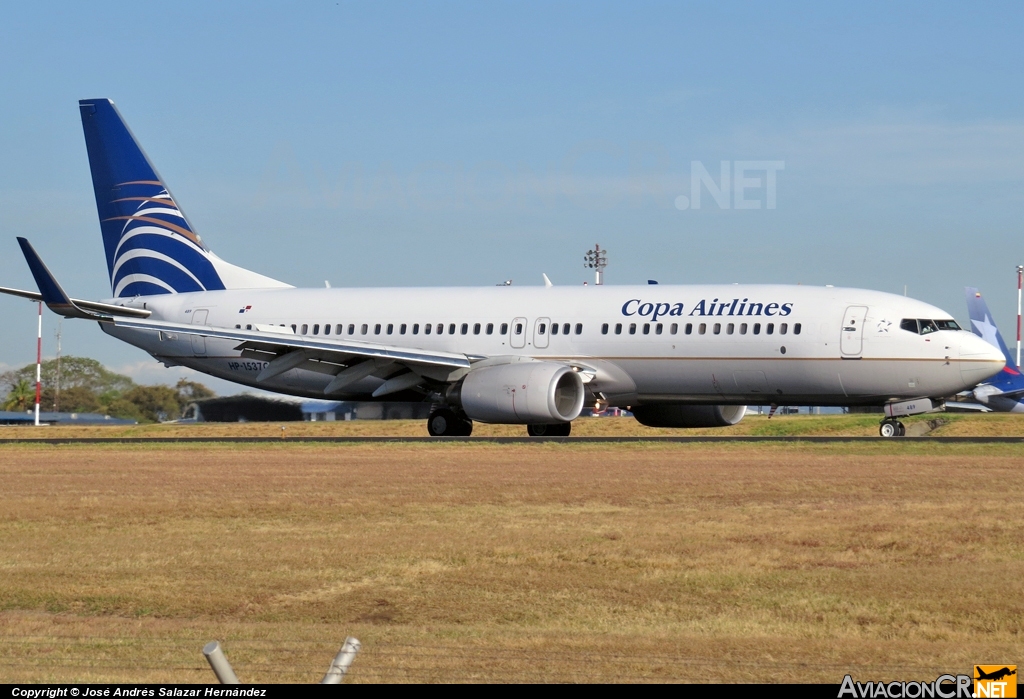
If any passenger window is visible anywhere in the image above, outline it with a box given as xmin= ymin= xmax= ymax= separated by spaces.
xmin=312 ymin=324 xmax=319 ymax=335
xmin=387 ymin=324 xmax=394 ymax=335
xmin=538 ymin=323 xmax=546 ymax=334
xmin=551 ymin=323 xmax=559 ymax=335
xmin=374 ymin=324 xmax=381 ymax=335
xmin=575 ymin=323 xmax=582 ymax=335
xmin=500 ymin=323 xmax=508 ymax=335
xmin=685 ymin=323 xmax=692 ymax=335
xmin=766 ymin=323 xmax=775 ymax=335
xmin=473 ymin=323 xmax=481 ymax=335
xmin=301 ymin=324 xmax=308 ymax=334
xmin=713 ymin=323 xmax=721 ymax=335
xmin=656 ymin=323 xmax=663 ymax=335
xmin=424 ymin=324 xmax=432 ymax=335
xmin=235 ymin=324 xmax=241 ymax=329
xmin=461 ymin=323 xmax=468 ymax=335
xmin=615 ymin=323 xmax=623 ymax=335
xmin=629 ymin=323 xmax=637 ymax=335
xmin=670 ymin=323 xmax=678 ymax=335
xmin=347 ymin=324 xmax=355 ymax=335
xmin=336 ymin=324 xmax=343 ymax=335
xmin=643 ymin=323 xmax=650 ymax=335
xmin=448 ymin=323 xmax=456 ymax=334
xmin=900 ymin=319 xmax=919 ymax=334
xmin=412 ymin=323 xmax=419 ymax=334
xmin=727 ymin=323 xmax=735 ymax=335
xmin=753 ymin=323 xmax=761 ymax=335
xmin=601 ymin=323 xmax=609 ymax=335
xmin=563 ymin=323 xmax=571 ymax=335
xmin=324 ymin=324 xmax=331 ymax=335
xmin=400 ymin=324 xmax=407 ymax=335
xmin=740 ymin=323 xmax=747 ymax=335
xmin=780 ymin=323 xmax=787 ymax=335
xmin=699 ymin=323 xmax=706 ymax=335
xmin=437 ymin=324 xmax=444 ymax=334
xmin=514 ymin=323 xmax=523 ymax=335
xmin=290 ymin=324 xmax=297 ymax=333
xmin=486 ymin=323 xmax=494 ymax=335
xmin=794 ymin=323 xmax=801 ymax=335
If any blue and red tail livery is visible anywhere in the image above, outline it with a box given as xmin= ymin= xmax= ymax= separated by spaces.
xmin=963 ymin=287 xmax=1024 ymax=410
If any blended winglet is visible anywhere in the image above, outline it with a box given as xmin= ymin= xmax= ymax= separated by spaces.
xmin=17 ymin=237 xmax=108 ymax=320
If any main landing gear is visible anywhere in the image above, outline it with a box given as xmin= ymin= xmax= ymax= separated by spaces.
xmin=427 ymin=408 xmax=473 ymax=437
xmin=879 ymin=419 xmax=906 ymax=438
xmin=527 ymin=423 xmax=572 ymax=437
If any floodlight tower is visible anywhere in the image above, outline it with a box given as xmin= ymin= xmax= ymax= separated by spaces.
xmin=1017 ymin=265 xmax=1023 ymax=368
xmin=584 ymin=244 xmax=608 ymax=285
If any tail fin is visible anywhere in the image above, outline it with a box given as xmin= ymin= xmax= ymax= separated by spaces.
xmin=79 ymin=99 xmax=290 ymax=298
xmin=965 ymin=286 xmax=1023 ymax=387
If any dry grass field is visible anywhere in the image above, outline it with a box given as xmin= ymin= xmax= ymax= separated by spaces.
xmin=2 ymin=411 xmax=1024 ymax=439
xmin=0 ymin=441 xmax=1021 ymax=683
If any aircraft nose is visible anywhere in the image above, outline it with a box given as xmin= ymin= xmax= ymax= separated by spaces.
xmin=959 ymin=333 xmax=1006 ymax=386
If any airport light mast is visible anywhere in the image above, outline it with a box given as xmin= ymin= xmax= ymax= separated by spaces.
xmin=584 ymin=244 xmax=608 ymax=285
xmin=1017 ymin=265 xmax=1022 ymax=368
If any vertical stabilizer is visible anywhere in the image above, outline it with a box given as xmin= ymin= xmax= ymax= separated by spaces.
xmin=79 ymin=99 xmax=290 ymax=297
xmin=965 ymin=286 xmax=1024 ymax=389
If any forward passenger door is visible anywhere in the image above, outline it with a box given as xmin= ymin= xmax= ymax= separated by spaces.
xmin=840 ymin=306 xmax=868 ymax=357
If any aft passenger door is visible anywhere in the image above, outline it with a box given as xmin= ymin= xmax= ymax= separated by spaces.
xmin=534 ymin=317 xmax=550 ymax=349
xmin=840 ymin=306 xmax=868 ymax=357
xmin=510 ymin=317 xmax=527 ymax=349
xmin=191 ymin=309 xmax=209 ymax=356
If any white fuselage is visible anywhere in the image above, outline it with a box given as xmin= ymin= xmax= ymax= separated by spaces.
xmin=101 ymin=283 xmax=1004 ymax=406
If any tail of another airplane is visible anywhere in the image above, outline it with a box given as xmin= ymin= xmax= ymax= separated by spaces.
xmin=965 ymin=286 xmax=1024 ymax=390
xmin=79 ymin=99 xmax=290 ymax=298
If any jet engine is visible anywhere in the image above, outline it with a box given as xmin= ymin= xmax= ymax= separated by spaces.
xmin=458 ymin=361 xmax=585 ymax=424
xmin=631 ymin=404 xmax=747 ymax=428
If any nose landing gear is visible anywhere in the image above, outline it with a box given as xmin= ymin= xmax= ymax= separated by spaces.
xmin=879 ymin=419 xmax=906 ymax=438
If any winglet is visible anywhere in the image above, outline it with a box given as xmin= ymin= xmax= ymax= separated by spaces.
xmin=17 ymin=238 xmax=109 ymax=320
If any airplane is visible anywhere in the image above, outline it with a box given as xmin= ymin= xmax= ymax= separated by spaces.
xmin=954 ymin=286 xmax=1024 ymax=412
xmin=0 ymin=99 xmax=1006 ymax=438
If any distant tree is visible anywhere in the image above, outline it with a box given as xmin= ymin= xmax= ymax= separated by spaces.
xmin=56 ymin=386 xmax=102 ymax=414
xmin=174 ymin=378 xmax=215 ymax=412
xmin=123 ymin=385 xmax=181 ymax=422
xmin=2 ymin=379 xmax=34 ymax=412
xmin=1 ymin=356 xmax=134 ymax=399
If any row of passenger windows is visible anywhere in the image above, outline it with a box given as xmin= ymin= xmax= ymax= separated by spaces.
xmin=285 ymin=322 xmax=512 ymax=337
xmin=599 ymin=321 xmax=801 ymax=336
xmin=235 ymin=319 xmax=800 ymax=338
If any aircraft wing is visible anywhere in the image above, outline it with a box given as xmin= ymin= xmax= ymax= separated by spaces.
xmin=111 ymin=316 xmax=472 ymax=370
xmin=0 ymin=284 xmax=151 ymax=318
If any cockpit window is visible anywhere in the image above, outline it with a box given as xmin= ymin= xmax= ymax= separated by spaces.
xmin=901 ymin=318 xmax=961 ymax=335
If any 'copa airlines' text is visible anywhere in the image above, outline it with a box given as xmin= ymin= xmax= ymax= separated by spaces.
xmin=621 ymin=298 xmax=794 ymax=321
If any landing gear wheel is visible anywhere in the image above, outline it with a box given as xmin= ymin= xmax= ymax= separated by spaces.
xmin=527 ymin=422 xmax=572 ymax=437
xmin=427 ymin=408 xmax=473 ymax=437
xmin=879 ymin=419 xmax=903 ymax=438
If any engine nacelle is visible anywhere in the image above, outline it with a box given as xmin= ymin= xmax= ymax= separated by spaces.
xmin=632 ymin=404 xmax=747 ymax=428
xmin=459 ymin=361 xmax=585 ymax=424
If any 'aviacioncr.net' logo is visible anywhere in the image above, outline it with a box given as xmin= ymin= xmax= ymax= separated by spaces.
xmin=974 ymin=666 xmax=1017 ymax=698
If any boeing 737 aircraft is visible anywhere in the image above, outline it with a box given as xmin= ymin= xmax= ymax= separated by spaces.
xmin=0 ymin=100 xmax=1005 ymax=437
xmin=955 ymin=287 xmax=1024 ymax=412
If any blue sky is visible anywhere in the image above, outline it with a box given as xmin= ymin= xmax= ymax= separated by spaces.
xmin=1 ymin=1 xmax=1022 ymax=392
